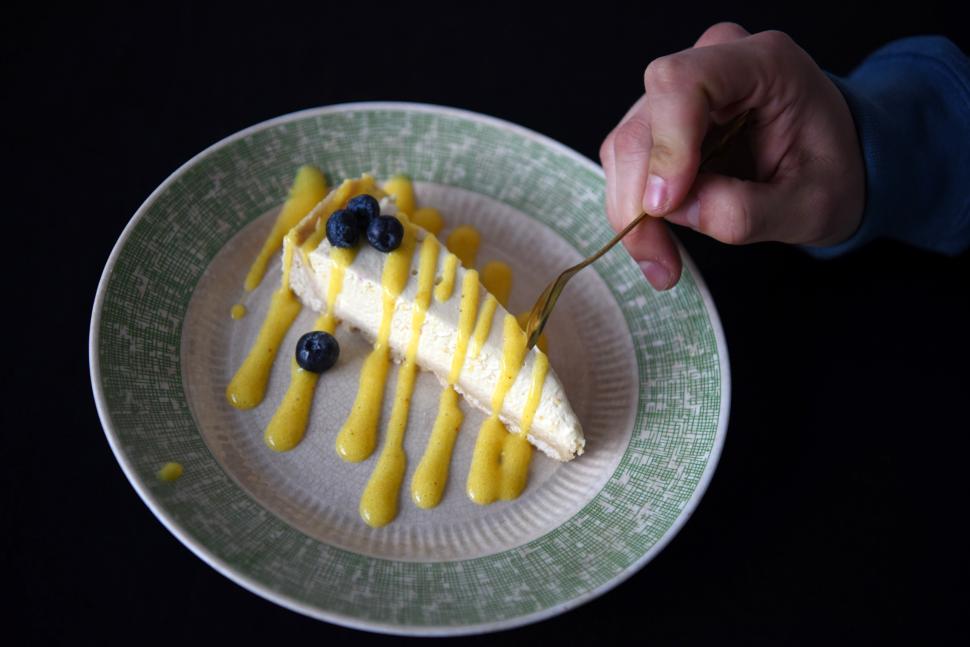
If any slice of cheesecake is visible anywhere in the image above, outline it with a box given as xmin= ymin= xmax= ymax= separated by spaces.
xmin=284 ymin=188 xmax=585 ymax=462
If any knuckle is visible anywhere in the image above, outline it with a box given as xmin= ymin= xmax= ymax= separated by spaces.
xmin=751 ymin=30 xmax=809 ymax=76
xmin=723 ymin=217 xmax=752 ymax=245
xmin=611 ymin=118 xmax=652 ymax=159
xmin=648 ymin=138 xmax=676 ymax=168
xmin=703 ymin=21 xmax=747 ymax=42
xmin=753 ymin=30 xmax=803 ymax=65
xmin=755 ymin=29 xmax=795 ymax=53
xmin=712 ymin=194 xmax=753 ymax=244
xmin=649 ymin=132 xmax=699 ymax=176
xmin=644 ymin=55 xmax=689 ymax=94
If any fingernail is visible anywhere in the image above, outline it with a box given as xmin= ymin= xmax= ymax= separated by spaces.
xmin=639 ymin=261 xmax=671 ymax=290
xmin=686 ymin=199 xmax=700 ymax=228
xmin=645 ymin=175 xmax=667 ymax=214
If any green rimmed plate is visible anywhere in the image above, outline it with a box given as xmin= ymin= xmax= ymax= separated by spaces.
xmin=89 ymin=102 xmax=729 ymax=635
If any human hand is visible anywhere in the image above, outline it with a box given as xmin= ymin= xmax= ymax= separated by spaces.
xmin=599 ymin=22 xmax=865 ymax=290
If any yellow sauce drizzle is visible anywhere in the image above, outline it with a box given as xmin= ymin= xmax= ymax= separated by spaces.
xmin=481 ymin=260 xmax=512 ymax=308
xmin=434 ymin=253 xmax=459 ymax=303
xmin=335 ymin=218 xmax=417 ymax=462
xmin=230 ymin=304 xmax=247 ymax=320
xmin=359 ymin=235 xmax=440 ymax=527
xmin=244 ymin=165 xmax=327 ymax=291
xmin=263 ymin=306 xmax=343 ymax=451
xmin=447 ymin=272 xmax=482 ymax=387
xmin=157 ymin=462 xmax=184 ymax=482
xmin=383 ymin=174 xmax=416 ymax=216
xmin=446 ymin=226 xmax=481 ymax=268
xmin=519 ymin=351 xmax=549 ymax=437
xmin=264 ymin=356 xmax=321 ymax=452
xmin=411 ymin=270 xmax=480 ymax=508
xmin=469 ymin=295 xmax=498 ymax=360
xmin=411 ymin=206 xmax=445 ymax=235
xmin=467 ymin=314 xmax=531 ymax=504
xmin=225 ymin=241 xmax=303 ymax=409
xmin=489 ymin=315 xmax=528 ymax=412
xmin=230 ymin=175 xmax=372 ymax=413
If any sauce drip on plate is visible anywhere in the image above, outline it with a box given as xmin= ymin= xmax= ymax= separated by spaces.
xmin=360 ymin=234 xmax=440 ymax=526
xmin=335 ymin=212 xmax=417 ymax=463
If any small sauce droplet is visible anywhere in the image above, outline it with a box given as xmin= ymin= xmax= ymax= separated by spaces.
xmin=230 ymin=304 xmax=246 ymax=319
xmin=446 ymin=226 xmax=481 ymax=268
xmin=411 ymin=207 xmax=445 ymax=235
xmin=157 ymin=462 xmax=183 ymax=482
xmin=481 ymin=260 xmax=513 ymax=308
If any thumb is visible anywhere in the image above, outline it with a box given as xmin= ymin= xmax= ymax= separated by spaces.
xmin=664 ymin=172 xmax=818 ymax=245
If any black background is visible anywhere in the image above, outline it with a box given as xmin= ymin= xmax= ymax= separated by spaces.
xmin=6 ymin=2 xmax=969 ymax=644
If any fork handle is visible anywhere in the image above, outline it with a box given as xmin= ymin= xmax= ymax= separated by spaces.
xmin=579 ymin=212 xmax=651 ymax=272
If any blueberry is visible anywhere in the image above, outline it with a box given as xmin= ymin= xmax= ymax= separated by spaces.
xmin=346 ymin=194 xmax=380 ymax=233
xmin=366 ymin=215 xmax=405 ymax=252
xmin=326 ymin=209 xmax=360 ymax=248
xmin=295 ymin=331 xmax=340 ymax=373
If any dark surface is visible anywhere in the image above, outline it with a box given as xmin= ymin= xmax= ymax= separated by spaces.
xmin=6 ymin=2 xmax=968 ymax=644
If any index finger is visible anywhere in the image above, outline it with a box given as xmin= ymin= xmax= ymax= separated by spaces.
xmin=642 ymin=31 xmax=779 ymax=216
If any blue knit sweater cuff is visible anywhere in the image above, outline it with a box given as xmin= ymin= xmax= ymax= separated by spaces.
xmin=803 ymin=36 xmax=970 ymax=259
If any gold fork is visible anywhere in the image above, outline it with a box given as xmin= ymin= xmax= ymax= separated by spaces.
xmin=523 ymin=110 xmax=750 ymax=350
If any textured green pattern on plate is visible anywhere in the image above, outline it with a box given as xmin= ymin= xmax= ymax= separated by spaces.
xmin=92 ymin=103 xmax=727 ymax=634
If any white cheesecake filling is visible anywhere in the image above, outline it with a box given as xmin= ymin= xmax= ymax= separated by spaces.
xmin=286 ymin=213 xmax=584 ymax=461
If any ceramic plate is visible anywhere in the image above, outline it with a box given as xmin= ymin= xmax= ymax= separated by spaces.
xmin=90 ymin=102 xmax=729 ymax=635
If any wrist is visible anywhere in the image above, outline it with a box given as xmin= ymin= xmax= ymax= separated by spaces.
xmin=801 ymin=73 xmax=874 ymax=258
xmin=806 ymin=36 xmax=970 ymax=258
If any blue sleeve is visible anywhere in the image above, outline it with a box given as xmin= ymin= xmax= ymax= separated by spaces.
xmin=806 ymin=36 xmax=970 ymax=258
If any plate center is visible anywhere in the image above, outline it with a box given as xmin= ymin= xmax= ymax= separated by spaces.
xmin=181 ymin=182 xmax=638 ymax=561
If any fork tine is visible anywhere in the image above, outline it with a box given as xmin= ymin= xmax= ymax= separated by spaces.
xmin=524 ymin=282 xmax=554 ymax=348
xmin=525 ymin=269 xmax=569 ymax=350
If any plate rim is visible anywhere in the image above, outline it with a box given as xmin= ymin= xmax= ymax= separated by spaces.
xmin=89 ymin=101 xmax=731 ymax=636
